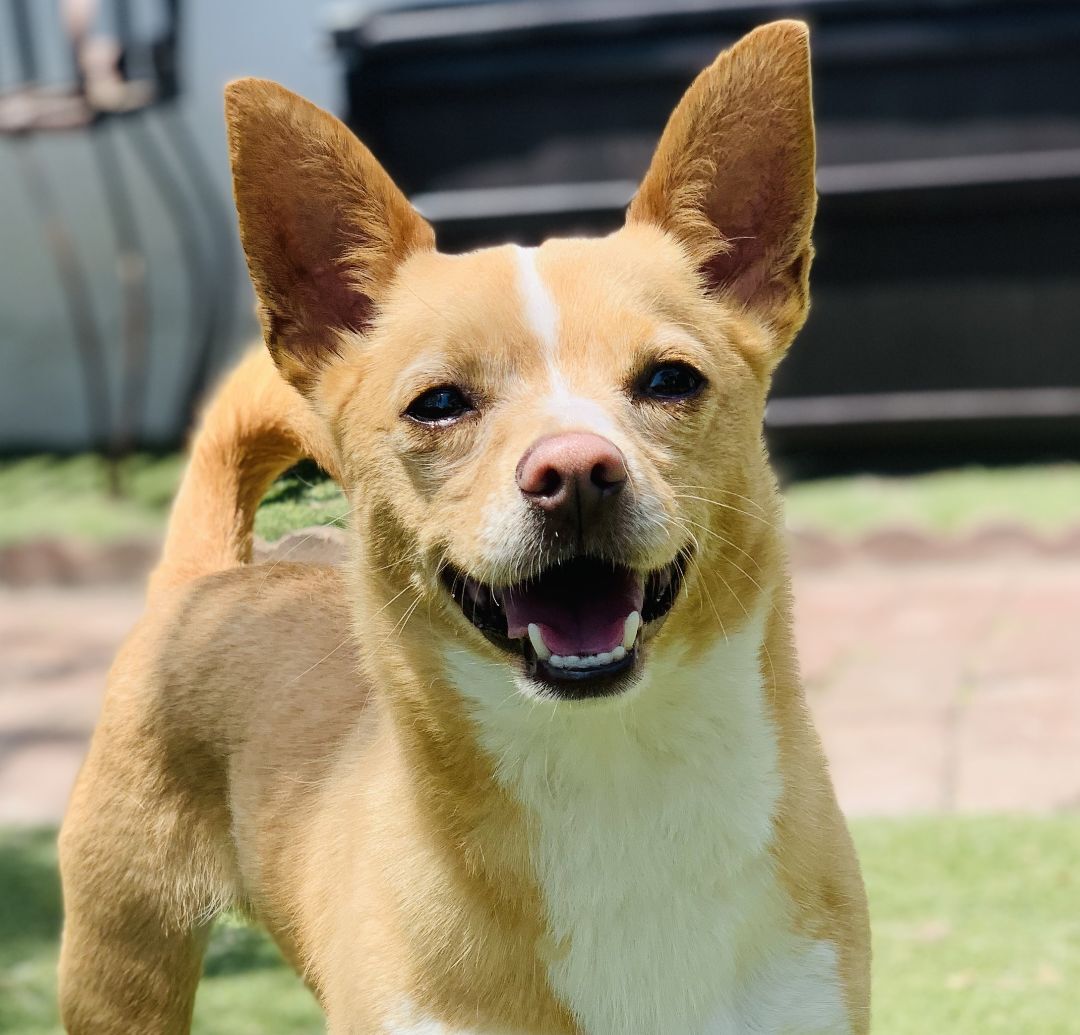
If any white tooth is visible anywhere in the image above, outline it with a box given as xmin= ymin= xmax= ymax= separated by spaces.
xmin=612 ymin=645 xmax=626 ymax=661
xmin=528 ymin=623 xmax=552 ymax=661
xmin=597 ymin=651 xmax=612 ymax=665
xmin=622 ymin=611 xmax=641 ymax=651
xmin=549 ymin=655 xmax=566 ymax=668
xmin=565 ymin=655 xmax=582 ymax=667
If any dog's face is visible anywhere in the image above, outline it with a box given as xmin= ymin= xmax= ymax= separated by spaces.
xmin=226 ymin=21 xmax=816 ymax=702
xmin=327 ymin=231 xmax=777 ymax=700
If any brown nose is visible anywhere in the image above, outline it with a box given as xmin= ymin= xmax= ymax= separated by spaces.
xmin=516 ymin=432 xmax=628 ymax=516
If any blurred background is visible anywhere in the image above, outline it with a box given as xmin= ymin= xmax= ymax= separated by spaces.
xmin=1 ymin=1 xmax=1078 ymax=1033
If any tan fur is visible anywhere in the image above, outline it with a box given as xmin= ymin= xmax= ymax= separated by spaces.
xmin=60 ymin=21 xmax=869 ymax=1034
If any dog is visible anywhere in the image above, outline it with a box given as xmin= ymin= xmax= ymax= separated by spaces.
xmin=58 ymin=20 xmax=870 ymax=1034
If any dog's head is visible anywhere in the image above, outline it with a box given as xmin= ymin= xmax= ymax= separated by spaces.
xmin=226 ymin=21 xmax=815 ymax=702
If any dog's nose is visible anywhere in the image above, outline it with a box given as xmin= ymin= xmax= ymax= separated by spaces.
xmin=516 ymin=432 xmax=628 ymax=517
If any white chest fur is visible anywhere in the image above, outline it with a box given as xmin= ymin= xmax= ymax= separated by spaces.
xmin=444 ymin=617 xmax=850 ymax=1035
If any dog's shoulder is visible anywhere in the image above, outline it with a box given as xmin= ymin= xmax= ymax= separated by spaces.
xmin=103 ymin=562 xmax=358 ymax=739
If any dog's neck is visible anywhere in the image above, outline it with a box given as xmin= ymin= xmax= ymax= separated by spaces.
xmin=444 ymin=609 xmax=778 ymax=814
xmin=431 ymin=609 xmax=793 ymax=1034
xmin=352 ymin=584 xmax=849 ymax=1035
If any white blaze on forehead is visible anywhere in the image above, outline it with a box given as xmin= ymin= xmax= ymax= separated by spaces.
xmin=512 ymin=245 xmax=619 ymax=439
xmin=513 ymin=245 xmax=559 ymax=353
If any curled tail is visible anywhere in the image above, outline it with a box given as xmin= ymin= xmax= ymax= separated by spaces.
xmin=148 ymin=348 xmax=337 ymax=599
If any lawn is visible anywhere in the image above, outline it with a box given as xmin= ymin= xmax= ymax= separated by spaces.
xmin=0 ymin=455 xmax=183 ymax=546
xmin=0 ymin=455 xmax=1078 ymax=547
xmin=783 ymin=464 xmax=1080 ymax=537
xmin=2 ymin=817 xmax=1078 ymax=1033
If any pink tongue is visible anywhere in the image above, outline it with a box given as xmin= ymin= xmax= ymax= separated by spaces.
xmin=499 ymin=562 xmax=644 ymax=657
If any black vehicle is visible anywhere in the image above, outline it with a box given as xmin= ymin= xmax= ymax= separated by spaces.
xmin=332 ymin=0 xmax=1080 ymax=465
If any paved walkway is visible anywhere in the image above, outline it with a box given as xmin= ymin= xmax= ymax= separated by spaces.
xmin=1 ymin=586 xmax=144 ymax=824
xmin=795 ymin=558 xmax=1080 ymax=814
xmin=2 ymin=556 xmax=1078 ymax=823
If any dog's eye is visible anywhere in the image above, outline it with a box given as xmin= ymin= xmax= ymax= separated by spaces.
xmin=639 ymin=362 xmax=705 ymax=401
xmin=405 ymin=385 xmax=473 ymax=425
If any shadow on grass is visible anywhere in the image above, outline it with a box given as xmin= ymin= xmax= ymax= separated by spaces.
xmin=260 ymin=460 xmax=333 ymax=506
xmin=0 ymin=829 xmax=64 ymax=1034
xmin=203 ymin=919 xmax=295 ymax=977
xmin=0 ymin=828 xmax=62 ymax=962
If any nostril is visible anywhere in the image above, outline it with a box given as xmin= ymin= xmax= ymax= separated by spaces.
xmin=517 ymin=450 xmax=565 ymax=500
xmin=535 ymin=466 xmax=562 ymax=499
xmin=591 ymin=463 xmax=619 ymax=494
xmin=591 ymin=457 xmax=628 ymax=496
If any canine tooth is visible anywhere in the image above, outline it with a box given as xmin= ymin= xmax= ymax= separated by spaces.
xmin=527 ymin=623 xmax=552 ymax=661
xmin=612 ymin=645 xmax=626 ymax=661
xmin=622 ymin=611 xmax=641 ymax=651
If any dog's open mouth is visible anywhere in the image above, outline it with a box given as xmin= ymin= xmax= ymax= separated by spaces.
xmin=441 ymin=550 xmax=689 ymax=698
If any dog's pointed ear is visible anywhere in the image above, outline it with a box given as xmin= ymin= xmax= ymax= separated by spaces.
xmin=627 ymin=21 xmax=816 ymax=353
xmin=225 ymin=78 xmax=435 ymax=393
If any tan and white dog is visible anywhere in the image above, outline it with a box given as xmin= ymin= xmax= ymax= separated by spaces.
xmin=58 ymin=20 xmax=870 ymax=1034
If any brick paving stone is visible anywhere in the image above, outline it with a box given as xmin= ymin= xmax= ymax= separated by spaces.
xmin=0 ymin=587 xmax=144 ymax=824
xmin=0 ymin=740 xmax=90 ymax=826
xmin=817 ymin=708 xmax=953 ymax=815
xmin=793 ymin=558 xmax=1080 ymax=815
xmin=955 ymin=686 xmax=1080 ymax=812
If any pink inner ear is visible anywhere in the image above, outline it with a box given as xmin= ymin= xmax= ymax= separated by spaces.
xmin=272 ymin=207 xmax=375 ymax=353
xmin=307 ymin=262 xmax=372 ymax=335
xmin=700 ymin=165 xmax=797 ymax=307
xmin=704 ymin=238 xmax=770 ymax=304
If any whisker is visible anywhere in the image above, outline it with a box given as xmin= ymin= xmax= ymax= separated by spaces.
xmin=669 ymin=483 xmax=770 ymax=515
xmin=677 ymin=517 xmax=765 ymax=574
xmin=672 ymin=493 xmax=779 ymax=532
xmin=376 ymin=592 xmax=424 ymax=651
xmin=667 ymin=520 xmax=708 ymax=622
xmin=717 ymin=550 xmax=788 ymax=630
xmin=368 ymin=582 xmax=418 ymax=622
xmin=695 ymin=563 xmax=729 ymax=644
xmin=276 ymin=635 xmax=353 ymax=692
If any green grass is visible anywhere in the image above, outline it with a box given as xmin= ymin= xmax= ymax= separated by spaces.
xmin=2 ymin=817 xmax=1078 ymax=1033
xmin=783 ymin=464 xmax=1080 ymax=536
xmin=855 ymin=816 xmax=1080 ymax=1034
xmin=251 ymin=463 xmax=351 ymax=543
xmin=0 ymin=455 xmax=183 ymax=546
xmin=0 ymin=457 xmax=1077 ymax=547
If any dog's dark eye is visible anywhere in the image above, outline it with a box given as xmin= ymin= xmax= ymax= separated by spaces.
xmin=639 ymin=362 xmax=705 ymax=401
xmin=405 ymin=385 xmax=473 ymax=425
